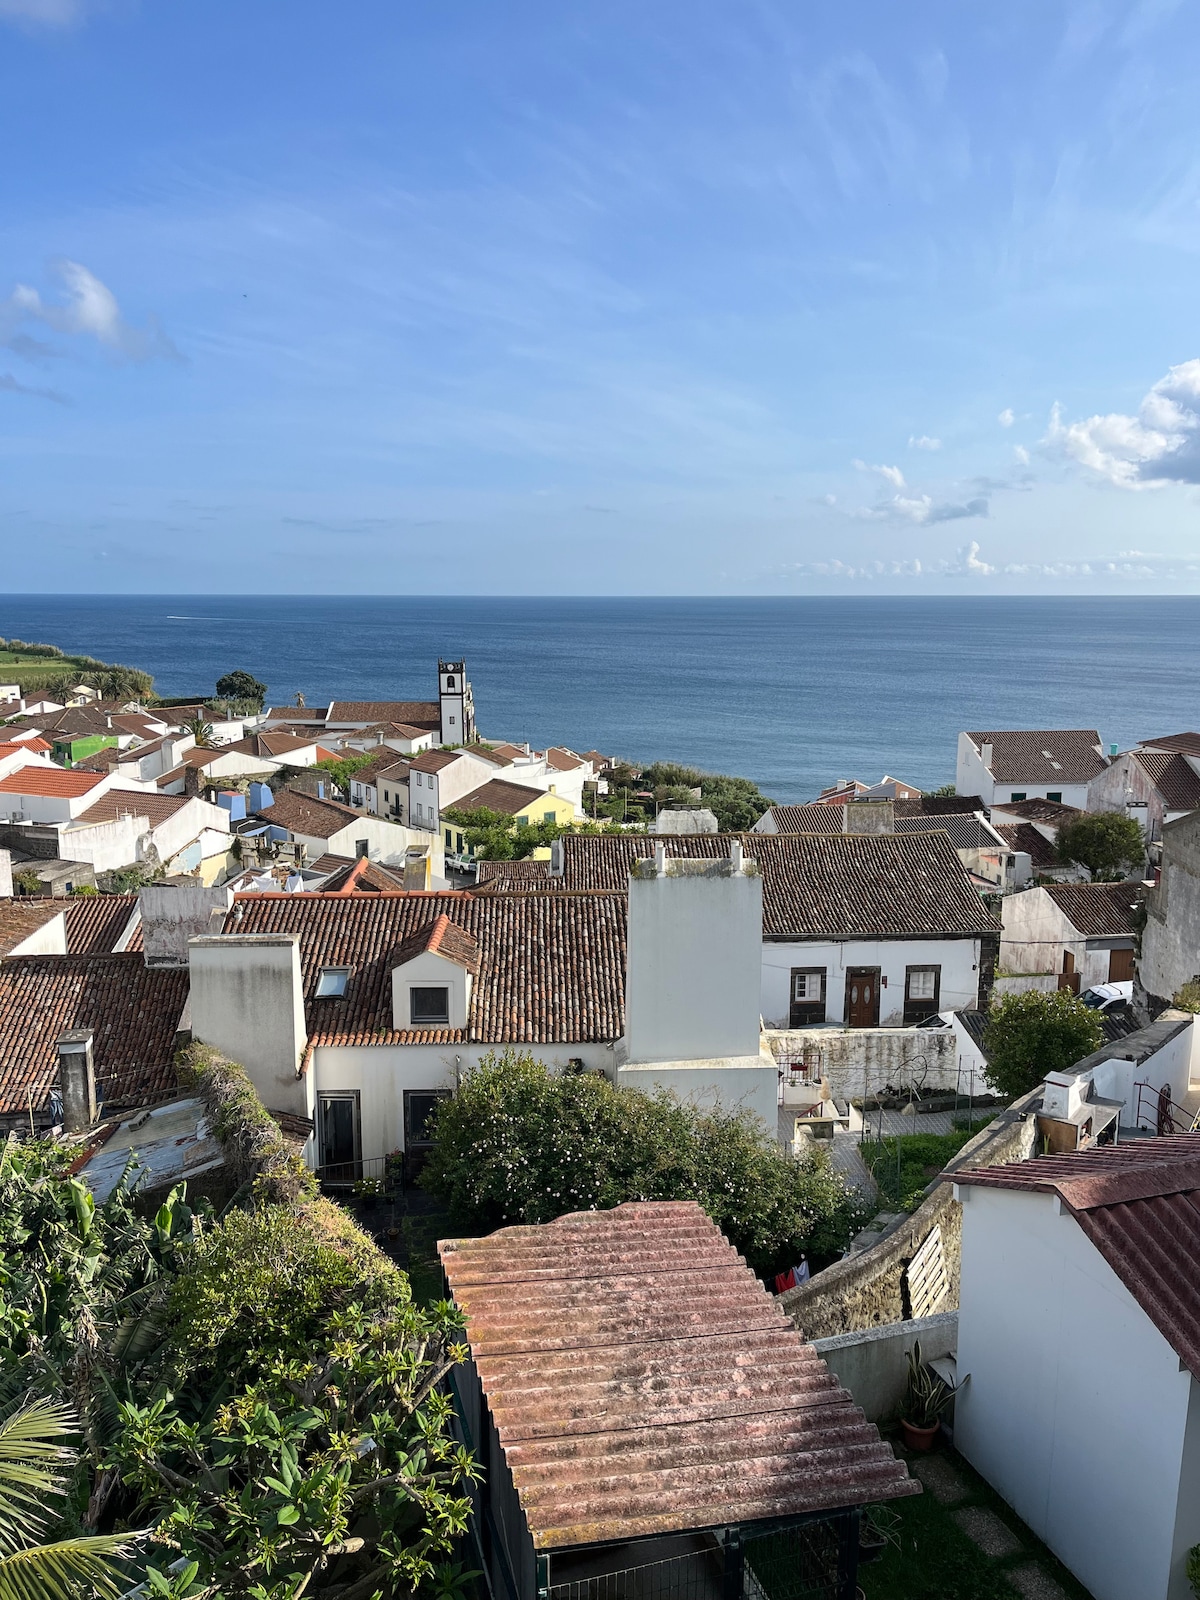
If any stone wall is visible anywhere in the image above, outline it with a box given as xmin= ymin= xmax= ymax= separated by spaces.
xmin=767 ymin=1025 xmax=961 ymax=1101
xmin=780 ymin=1087 xmax=1041 ymax=1339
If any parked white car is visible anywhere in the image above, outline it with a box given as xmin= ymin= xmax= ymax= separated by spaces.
xmin=1081 ymin=981 xmax=1133 ymax=1013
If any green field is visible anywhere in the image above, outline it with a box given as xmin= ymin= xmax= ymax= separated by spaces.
xmin=0 ymin=638 xmax=154 ymax=700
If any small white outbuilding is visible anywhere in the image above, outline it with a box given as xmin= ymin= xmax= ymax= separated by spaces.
xmin=953 ymin=1138 xmax=1200 ymax=1600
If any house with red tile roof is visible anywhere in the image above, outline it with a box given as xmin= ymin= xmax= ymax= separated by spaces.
xmin=1000 ymin=880 xmax=1143 ymax=994
xmin=1088 ymin=731 xmax=1200 ymax=844
xmin=957 ymin=728 xmax=1109 ymax=809
xmin=953 ymin=1137 xmax=1200 ymax=1600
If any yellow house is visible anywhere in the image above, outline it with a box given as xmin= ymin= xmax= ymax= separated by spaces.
xmin=443 ymin=776 xmax=575 ymax=858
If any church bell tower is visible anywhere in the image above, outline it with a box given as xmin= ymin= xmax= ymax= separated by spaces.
xmin=438 ymin=659 xmax=475 ymax=746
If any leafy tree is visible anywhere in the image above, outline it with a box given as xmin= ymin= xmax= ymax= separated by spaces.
xmin=424 ymin=1049 xmax=864 ymax=1276
xmin=638 ymin=762 xmax=774 ymax=831
xmin=0 ymin=1396 xmax=139 ymax=1600
xmin=214 ymin=670 xmax=267 ymax=709
xmin=928 ymin=783 xmax=957 ymax=797
xmin=1056 ymin=811 xmax=1145 ymax=880
xmin=982 ymin=990 xmax=1105 ymax=1100
xmin=315 ymin=750 xmax=381 ymax=796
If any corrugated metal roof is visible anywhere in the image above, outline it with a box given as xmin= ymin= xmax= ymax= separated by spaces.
xmin=440 ymin=1202 xmax=917 ymax=1550
xmin=955 ymin=1137 xmax=1200 ymax=1377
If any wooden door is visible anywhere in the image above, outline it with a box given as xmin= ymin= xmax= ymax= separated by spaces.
xmin=845 ymin=967 xmax=880 ymax=1028
xmin=1108 ymin=947 xmax=1135 ymax=983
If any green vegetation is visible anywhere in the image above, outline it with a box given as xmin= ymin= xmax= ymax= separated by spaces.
xmin=861 ymin=1122 xmax=993 ymax=1212
xmin=1 ymin=1048 xmax=478 ymax=1600
xmin=1056 ymin=810 xmax=1145 ymax=879
xmin=315 ymin=748 xmax=383 ymax=794
xmin=0 ymin=636 xmax=153 ymax=702
xmin=860 ymin=1443 xmax=1094 ymax=1600
xmin=1174 ymin=981 xmax=1200 ymax=1014
xmin=441 ymin=804 xmax=623 ymax=860
xmin=593 ymin=760 xmax=774 ymax=830
xmin=214 ymin=669 xmax=267 ymax=709
xmin=982 ymin=989 xmax=1104 ymax=1101
xmin=425 ymin=1048 xmax=865 ymax=1276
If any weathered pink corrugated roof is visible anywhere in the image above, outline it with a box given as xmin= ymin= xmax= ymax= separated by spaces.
xmin=439 ymin=1201 xmax=917 ymax=1550
xmin=955 ymin=1138 xmax=1200 ymax=1377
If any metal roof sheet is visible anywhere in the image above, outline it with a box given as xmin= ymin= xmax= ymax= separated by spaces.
xmin=440 ymin=1202 xmax=917 ymax=1550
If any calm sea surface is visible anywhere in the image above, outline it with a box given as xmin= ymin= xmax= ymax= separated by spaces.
xmin=1 ymin=595 xmax=1197 ymax=803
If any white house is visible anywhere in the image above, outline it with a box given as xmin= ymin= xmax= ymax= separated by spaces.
xmin=1140 ymin=809 xmax=1200 ymax=1013
xmin=553 ymin=829 xmax=1000 ymax=1028
xmin=1000 ymin=881 xmax=1142 ymax=993
xmin=347 ymin=752 xmax=412 ymax=818
xmin=186 ymin=841 xmax=780 ymax=1170
xmin=72 ymin=790 xmax=232 ymax=879
xmin=0 ymin=766 xmax=153 ymax=825
xmin=953 ymin=1138 xmax=1200 ymax=1600
xmin=406 ymin=748 xmax=505 ymax=833
xmin=956 ymin=729 xmax=1108 ymax=809
xmin=252 ymin=787 xmax=445 ymax=874
xmin=1088 ymin=732 xmax=1200 ymax=845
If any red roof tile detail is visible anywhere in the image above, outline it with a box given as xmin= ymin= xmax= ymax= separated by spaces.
xmin=965 ymin=729 xmax=1107 ymax=784
xmin=0 ymin=768 xmax=108 ymax=798
xmin=0 ymin=954 xmax=187 ymax=1117
xmin=1043 ymin=881 xmax=1143 ymax=936
xmin=75 ymin=791 xmax=192 ymax=828
xmin=0 ymin=901 xmax=64 ymax=956
xmin=439 ymin=1202 xmax=917 ymax=1548
xmin=1132 ymin=750 xmax=1200 ymax=811
xmin=60 ymin=894 xmax=141 ymax=954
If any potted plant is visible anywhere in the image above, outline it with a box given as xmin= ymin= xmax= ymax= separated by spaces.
xmin=858 ymin=1504 xmax=900 ymax=1565
xmin=353 ymin=1176 xmax=382 ymax=1208
xmin=900 ymin=1339 xmax=960 ymax=1451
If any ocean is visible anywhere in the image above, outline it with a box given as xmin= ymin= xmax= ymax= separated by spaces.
xmin=1 ymin=594 xmax=1197 ymax=804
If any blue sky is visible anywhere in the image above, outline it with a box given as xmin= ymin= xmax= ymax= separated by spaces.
xmin=3 ymin=0 xmax=1200 ymax=594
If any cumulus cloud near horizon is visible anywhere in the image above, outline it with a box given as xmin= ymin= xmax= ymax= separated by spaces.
xmin=1047 ymin=359 xmax=1200 ymax=488
xmin=909 ymin=434 xmax=942 ymax=451
xmin=1 ymin=259 xmax=181 ymax=365
xmin=790 ymin=543 xmax=1200 ymax=582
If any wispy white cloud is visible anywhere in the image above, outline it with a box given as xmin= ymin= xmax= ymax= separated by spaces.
xmin=0 ymin=371 xmax=69 ymax=404
xmin=856 ymin=490 xmax=989 ymax=525
xmin=853 ymin=458 xmax=906 ymax=488
xmin=1013 ymin=444 xmax=1030 ymax=465
xmin=1046 ymin=358 xmax=1200 ymax=487
xmin=908 ymin=434 xmax=942 ymax=451
xmin=790 ymin=543 xmax=1200 ymax=582
xmin=0 ymin=0 xmax=87 ymax=26
xmin=1 ymin=260 xmax=181 ymax=364
xmin=998 ymin=407 xmax=1015 ymax=427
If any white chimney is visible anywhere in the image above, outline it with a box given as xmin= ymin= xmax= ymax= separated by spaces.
xmin=141 ymin=884 xmax=234 ymax=967
xmin=58 ymin=1029 xmax=96 ymax=1133
xmin=624 ymin=850 xmax=762 ymax=1064
xmin=981 ymin=742 xmax=994 ymax=769
xmin=0 ymin=848 xmax=12 ymax=899
xmin=189 ymin=933 xmax=308 ymax=1115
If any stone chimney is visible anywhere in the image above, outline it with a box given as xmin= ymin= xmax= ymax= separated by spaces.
xmin=843 ymin=799 xmax=895 ymax=835
xmin=188 ymin=933 xmax=308 ymax=1116
xmin=0 ymin=848 xmax=12 ymax=899
xmin=58 ymin=1029 xmax=96 ymax=1133
xmin=140 ymin=883 xmax=234 ymax=967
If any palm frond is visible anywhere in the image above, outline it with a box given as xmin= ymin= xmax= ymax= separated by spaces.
xmin=0 ymin=1400 xmax=75 ymax=1557
xmin=0 ymin=1532 xmax=139 ymax=1600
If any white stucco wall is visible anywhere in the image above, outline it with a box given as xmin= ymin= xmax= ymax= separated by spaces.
xmin=324 ymin=815 xmax=444 ymax=873
xmin=616 ymin=1054 xmax=778 ymax=1131
xmin=956 ymin=734 xmax=995 ymax=805
xmin=9 ymin=909 xmax=68 ymax=955
xmin=1001 ymin=887 xmax=1133 ymax=989
xmin=390 ymin=948 xmax=471 ymax=1031
xmin=625 ymin=854 xmax=763 ymax=1063
xmin=310 ymin=1041 xmax=615 ymax=1163
xmin=56 ymin=815 xmax=145 ymax=871
xmin=760 ymin=937 xmax=983 ymax=1029
xmin=189 ymin=933 xmax=308 ymax=1116
xmin=1142 ymin=814 xmax=1200 ymax=1007
xmin=146 ymin=796 xmax=231 ymax=865
xmin=955 ymin=1185 xmax=1194 ymax=1600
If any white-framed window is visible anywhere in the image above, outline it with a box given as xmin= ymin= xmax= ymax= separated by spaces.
xmin=792 ymin=972 xmax=822 ymax=1002
xmin=315 ymin=967 xmax=351 ymax=999
xmin=410 ymin=986 xmax=450 ymax=1025
xmin=908 ymin=967 xmax=938 ymax=1001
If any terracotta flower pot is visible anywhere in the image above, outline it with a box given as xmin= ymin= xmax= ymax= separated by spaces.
xmin=900 ymin=1418 xmax=940 ymax=1452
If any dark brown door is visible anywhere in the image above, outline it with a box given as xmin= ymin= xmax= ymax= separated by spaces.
xmin=1058 ymin=951 xmax=1080 ymax=995
xmin=1108 ymin=947 xmax=1135 ymax=983
xmin=845 ymin=968 xmax=880 ymax=1027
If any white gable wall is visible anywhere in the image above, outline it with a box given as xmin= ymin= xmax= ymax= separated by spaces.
xmin=955 ymin=1184 xmax=1199 ymax=1600
xmin=760 ymin=936 xmax=982 ymax=1028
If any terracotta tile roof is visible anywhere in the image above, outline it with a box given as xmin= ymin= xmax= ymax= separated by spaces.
xmin=559 ymin=832 xmax=998 ymax=938
xmin=255 ymin=788 xmax=366 ymax=838
xmin=475 ymin=859 xmax=553 ymax=887
xmin=265 ymin=706 xmax=327 ymax=722
xmin=755 ymin=805 xmax=844 ymax=834
xmin=360 ymin=720 xmax=432 ymax=739
xmin=0 ymin=767 xmax=109 ymax=798
xmin=461 ymin=744 xmax=508 ymax=766
xmin=544 ymin=747 xmax=586 ymax=772
xmin=1140 ymin=732 xmax=1200 ymax=757
xmin=1133 ymin=750 xmax=1200 ymax=811
xmin=894 ymin=795 xmax=987 ymax=817
xmin=992 ymin=822 xmax=1060 ymax=869
xmin=347 ymin=752 xmax=410 ymax=788
xmin=965 ymin=729 xmax=1107 ymax=784
xmin=395 ymin=911 xmax=481 ymax=973
xmin=60 ymin=895 xmax=141 ymax=954
xmin=109 ymin=713 xmax=166 ymax=739
xmin=409 ymin=749 xmax=462 ymax=774
xmin=439 ymin=1201 xmax=916 ymax=1549
xmin=228 ymin=889 xmax=627 ymax=1044
xmin=0 ymin=737 xmax=53 ymax=756
xmin=316 ymin=856 xmax=408 ymax=893
xmin=0 ymin=955 xmax=187 ymax=1117
xmin=75 ymin=791 xmax=192 ymax=829
xmin=893 ymin=815 xmax=999 ymax=850
xmin=327 ymin=701 xmax=440 ymax=729
xmin=452 ymin=777 xmax=550 ymax=816
xmin=0 ymin=901 xmax=64 ymax=955
xmin=989 ymin=797 xmax=1081 ymax=823
xmin=1043 ymin=881 xmax=1143 ymax=936
xmin=955 ymin=1137 xmax=1200 ymax=1378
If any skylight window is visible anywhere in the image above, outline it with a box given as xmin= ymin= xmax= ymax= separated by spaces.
xmin=315 ymin=967 xmax=351 ymax=999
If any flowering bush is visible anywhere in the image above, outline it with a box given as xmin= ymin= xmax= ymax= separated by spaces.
xmin=424 ymin=1049 xmax=864 ymax=1276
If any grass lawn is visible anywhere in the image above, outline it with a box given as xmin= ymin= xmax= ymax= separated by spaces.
xmin=861 ymin=1437 xmax=1094 ymax=1600
xmin=861 ymin=1120 xmax=994 ymax=1212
